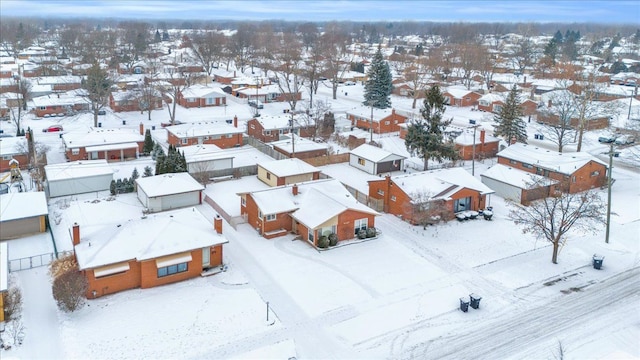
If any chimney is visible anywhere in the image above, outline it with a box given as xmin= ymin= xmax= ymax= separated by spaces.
xmin=547 ymin=99 xmax=552 ymax=108
xmin=523 ymin=76 xmax=527 ymax=84
xmin=292 ymin=184 xmax=298 ymax=196
xmin=72 ymin=222 xmax=80 ymax=246
xmin=233 ymin=115 xmax=238 ymax=128
xmin=214 ymin=215 xmax=223 ymax=234
xmin=139 ymin=122 xmax=144 ymax=135
xmin=480 ymin=129 xmax=486 ymax=145
xmin=233 ymin=70 xmax=236 ymax=78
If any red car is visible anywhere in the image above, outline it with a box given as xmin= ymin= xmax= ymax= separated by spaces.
xmin=43 ymin=125 xmax=64 ymax=133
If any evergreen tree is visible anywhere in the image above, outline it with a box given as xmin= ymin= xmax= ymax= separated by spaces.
xmin=543 ymin=38 xmax=559 ymax=64
xmin=162 ymin=31 xmax=170 ymax=41
xmin=404 ymin=85 xmax=458 ymax=170
xmin=143 ymin=166 xmax=153 ymax=177
xmin=154 ymin=29 xmax=161 ymax=43
xmin=151 ymin=143 xmax=164 ymax=160
xmin=363 ymin=46 xmax=393 ymax=109
xmin=131 ymin=167 xmax=139 ymax=181
xmin=83 ymin=62 xmax=112 ymax=127
xmin=109 ymin=180 xmax=116 ymax=195
xmin=493 ymin=85 xmax=527 ymax=145
xmin=553 ymin=30 xmax=564 ymax=43
xmin=155 ymin=149 xmax=166 ymax=175
xmin=143 ymin=129 xmax=154 ymax=155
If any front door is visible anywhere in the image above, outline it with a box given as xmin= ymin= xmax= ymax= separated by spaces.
xmin=454 ymin=197 xmax=471 ymax=212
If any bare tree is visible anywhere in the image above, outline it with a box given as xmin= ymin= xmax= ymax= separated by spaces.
xmin=538 ymin=90 xmax=578 ymax=153
xmin=82 ymin=62 xmax=113 ymax=127
xmin=266 ymin=32 xmax=304 ymax=112
xmin=454 ymin=43 xmax=482 ymax=89
xmin=300 ymin=99 xmax=332 ymax=140
xmin=228 ymin=23 xmax=256 ymax=73
xmin=158 ymin=70 xmax=200 ymax=125
xmin=7 ymin=78 xmax=30 ymax=135
xmin=509 ymin=190 xmax=605 ymax=264
xmin=2 ymin=287 xmax=22 ymax=322
xmin=190 ymin=31 xmax=226 ymax=76
xmin=320 ymin=23 xmax=353 ymax=100
xmin=403 ymin=56 xmax=431 ymax=109
xmin=511 ymin=26 xmax=537 ymax=74
xmin=404 ymin=190 xmax=451 ymax=228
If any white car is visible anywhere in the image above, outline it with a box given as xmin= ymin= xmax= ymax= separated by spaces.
xmin=344 ymin=81 xmax=356 ymax=86
xmin=614 ymin=135 xmax=635 ymax=145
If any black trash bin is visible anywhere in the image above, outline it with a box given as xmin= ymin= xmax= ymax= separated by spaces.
xmin=592 ymin=254 xmax=604 ymax=270
xmin=152 ymin=125 xmax=156 ymax=130
xmin=122 ymin=120 xmax=126 ymax=125
xmin=98 ymin=122 xmax=102 ymax=127
xmin=459 ymin=297 xmax=470 ymax=312
xmin=469 ymin=293 xmax=482 ymax=309
xmin=534 ymin=134 xmax=539 ymax=139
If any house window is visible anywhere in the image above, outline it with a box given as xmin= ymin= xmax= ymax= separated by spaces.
xmin=265 ymin=130 xmax=271 ymax=135
xmin=157 ymin=262 xmax=188 ymax=278
xmin=358 ymin=158 xmax=365 ymax=165
xmin=377 ymin=189 xmax=384 ymax=196
xmin=206 ymin=97 xmax=214 ymax=105
xmin=71 ymin=148 xmax=80 ymax=155
xmin=258 ymin=210 xmax=263 ymax=218
xmin=2 ymin=155 xmax=11 ymax=160
xmin=494 ymin=105 xmax=503 ymax=112
xmin=454 ymin=197 xmax=472 ymax=212
xmin=354 ymin=218 xmax=368 ymax=235
xmin=509 ymin=159 xmax=517 ymax=165
xmin=572 ymin=176 xmax=576 ymax=183
xmin=226 ymin=134 xmax=233 ymax=138
xmin=266 ymin=172 xmax=271 ymax=180
xmin=279 ymin=129 xmax=285 ymax=135
xmin=250 ymin=124 xmax=255 ymax=129
xmin=479 ymin=100 xmax=489 ymax=106
xmin=181 ymin=138 xmax=188 ymax=145
xmin=544 ymin=170 xmax=550 ymax=177
xmin=536 ymin=167 xmax=543 ymax=175
xmin=265 ymin=214 xmax=276 ymax=221
xmin=308 ymin=228 xmax=314 ymax=243
xmin=40 ymin=106 xmax=46 ymax=110
xmin=391 ymin=195 xmax=396 ymax=202
xmin=241 ymin=197 xmax=246 ymax=206
xmin=591 ymin=171 xmax=600 ymax=177
xmin=202 ymin=248 xmax=210 ymax=266
xmin=522 ymin=163 xmax=533 ymax=169
xmin=385 ymin=121 xmax=390 ymax=125
xmin=187 ymin=97 xmax=195 ymax=102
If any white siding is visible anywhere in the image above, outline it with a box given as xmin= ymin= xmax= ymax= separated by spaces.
xmin=47 ymin=174 xmax=113 ymax=198
xmin=480 ymin=176 xmax=522 ymax=203
xmin=349 ymin=154 xmax=376 ymax=174
xmin=159 ymin=191 xmax=200 ymax=211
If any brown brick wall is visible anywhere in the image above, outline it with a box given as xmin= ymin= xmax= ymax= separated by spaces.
xmin=66 ymin=143 xmax=143 ymax=162
xmin=167 ymin=132 xmax=242 ymax=148
xmin=85 ymin=260 xmax=142 ymax=298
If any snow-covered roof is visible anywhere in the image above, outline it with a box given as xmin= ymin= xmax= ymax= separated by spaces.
xmin=35 ymin=75 xmax=82 ymax=85
xmin=258 ymin=158 xmax=320 ymax=177
xmin=481 ymin=164 xmax=558 ymax=190
xmin=478 ymin=93 xmax=504 ymax=103
xmin=378 ymin=167 xmax=494 ymax=201
xmin=136 ymin=173 xmax=204 ymax=198
xmin=241 ymin=178 xmax=379 ymax=229
xmin=165 ymin=121 xmax=243 ymax=138
xmin=75 ymin=207 xmax=227 ymax=270
xmin=45 ymin=160 xmax=114 ymax=182
xmin=350 ymin=143 xmax=406 ymax=162
xmin=32 ymin=91 xmax=87 ymax=107
xmin=444 ymin=87 xmax=479 ymax=99
xmin=0 ymin=136 xmax=27 ymax=156
xmin=0 ymin=192 xmax=49 ymax=222
xmin=454 ymin=128 xmax=501 ymax=146
xmin=345 ymin=105 xmax=398 ymax=121
xmin=181 ymin=84 xmax=226 ymax=98
xmin=497 ymin=143 xmax=608 ymax=175
xmin=63 ymin=128 xmax=144 ymax=149
xmin=270 ymin=135 xmax=329 ymax=154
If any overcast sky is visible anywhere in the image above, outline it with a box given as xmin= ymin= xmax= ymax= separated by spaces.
xmin=1 ymin=0 xmax=638 ymax=24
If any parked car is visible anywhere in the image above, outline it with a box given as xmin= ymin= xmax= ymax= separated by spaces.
xmin=160 ymin=120 xmax=184 ymax=127
xmin=43 ymin=125 xmax=63 ymax=133
xmin=344 ymin=81 xmax=356 ymax=86
xmin=598 ymin=136 xmax=616 ymax=143
xmin=614 ymin=135 xmax=635 ymax=145
xmin=98 ymin=110 xmax=107 ymax=115
xmin=248 ymin=100 xmax=264 ymax=109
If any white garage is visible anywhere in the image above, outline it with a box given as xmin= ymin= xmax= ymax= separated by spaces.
xmin=481 ymin=164 xmax=557 ymax=205
xmin=136 ymin=173 xmax=204 ymax=213
xmin=45 ymin=160 xmax=114 ymax=198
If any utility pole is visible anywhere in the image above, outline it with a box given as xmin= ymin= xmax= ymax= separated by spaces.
xmin=604 ymin=142 xmax=618 ymax=244
xmin=369 ymin=102 xmax=374 ymax=143
xmin=628 ymin=84 xmax=638 ymax=120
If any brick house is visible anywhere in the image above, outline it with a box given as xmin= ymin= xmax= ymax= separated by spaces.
xmin=62 ymin=128 xmax=144 ymax=162
xmin=538 ymin=90 xmax=610 ymax=130
xmin=32 ymin=91 xmax=89 ymax=117
xmin=349 ymin=143 xmax=406 ymax=175
xmin=238 ymin=179 xmax=379 ymax=244
xmin=477 ymin=93 xmax=505 ymax=113
xmin=346 ymin=107 xmax=408 ymax=134
xmin=442 ymin=88 xmax=482 ymax=107
xmin=177 ymin=85 xmax=227 ymax=108
xmin=212 ymin=69 xmax=237 ymax=84
xmin=233 ymin=84 xmax=301 ymax=103
xmin=35 ymin=75 xmax=82 ymax=92
xmin=109 ymin=89 xmax=163 ymax=112
xmin=454 ymin=128 xmax=502 ymax=161
xmin=496 ymin=143 xmax=608 ymax=193
xmin=368 ymin=168 xmax=494 ymax=224
xmin=73 ymin=208 xmax=228 ymax=299
xmin=166 ymin=118 xmax=244 ymax=148
xmin=257 ymin=158 xmax=321 ymax=186
xmin=246 ymin=114 xmax=315 ymax=143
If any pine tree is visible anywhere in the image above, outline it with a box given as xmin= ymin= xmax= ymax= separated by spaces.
xmin=404 ymin=85 xmax=458 ymax=170
xmin=143 ymin=129 xmax=154 ymax=155
xmin=155 ymin=150 xmax=166 ymax=175
xmin=143 ymin=166 xmax=153 ymax=177
xmin=493 ymin=85 xmax=527 ymax=145
xmin=109 ymin=180 xmax=116 ymax=195
xmin=363 ymin=46 xmax=393 ymax=109
xmin=154 ymin=29 xmax=161 ymax=43
xmin=131 ymin=167 xmax=139 ymax=180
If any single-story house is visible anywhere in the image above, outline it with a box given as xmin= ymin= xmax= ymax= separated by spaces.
xmin=246 ymin=114 xmax=315 ymax=143
xmin=496 ymin=143 xmax=608 ymax=193
xmin=136 ymin=173 xmax=205 ymax=213
xmin=109 ymin=89 xmax=163 ymax=112
xmin=35 ymin=75 xmax=82 ymax=92
xmin=45 ymin=160 xmax=114 ymax=198
xmin=349 ymin=143 xmax=406 ymax=175
xmin=32 ymin=90 xmax=89 ymax=117
xmin=257 ymin=158 xmax=321 ymax=187
xmin=62 ymin=128 xmax=144 ymax=162
xmin=0 ymin=192 xmax=48 ymax=240
xmin=177 ymin=85 xmax=227 ymax=108
xmin=271 ymin=135 xmax=330 ymax=160
xmin=212 ymin=69 xmax=237 ymax=84
xmin=454 ymin=128 xmax=502 ymax=161
xmin=238 ymin=178 xmax=379 ymax=244
xmin=180 ymin=144 xmax=235 ymax=176
xmin=442 ymin=88 xmax=482 ymax=107
xmin=73 ymin=208 xmax=228 ymax=299
xmin=477 ymin=93 xmax=505 ymax=113
xmin=346 ymin=107 xmax=408 ymax=134
xmin=0 ymin=137 xmax=29 ymax=172
xmin=166 ymin=118 xmax=244 ymax=149
xmin=537 ymin=90 xmax=609 ymax=130
xmin=481 ymin=164 xmax=559 ymax=205
xmin=368 ymin=168 xmax=494 ymax=224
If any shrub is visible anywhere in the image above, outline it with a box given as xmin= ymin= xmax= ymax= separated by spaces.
xmin=2 ymin=287 xmax=22 ymax=322
xmin=49 ymin=254 xmax=78 ymax=279
xmin=357 ymin=229 xmax=367 ymax=239
xmin=52 ymin=269 xmax=87 ymax=312
xmin=366 ymin=227 xmax=377 ymax=238
xmin=328 ymin=233 xmax=338 ymax=246
xmin=317 ymin=235 xmax=329 ymax=248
